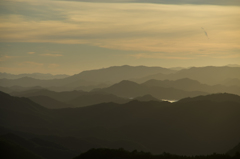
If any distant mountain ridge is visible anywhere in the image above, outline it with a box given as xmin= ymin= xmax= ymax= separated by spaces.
xmin=94 ymin=80 xmax=207 ymax=100
xmin=65 ymin=65 xmax=176 ymax=83
xmin=0 ymin=72 xmax=69 ymax=80
xmin=11 ymin=89 xmax=87 ymax=102
xmin=142 ymin=78 xmax=240 ymax=95
xmin=178 ymin=93 xmax=240 ymax=103
xmin=135 ymin=66 xmax=240 ymax=85
xmin=0 ymin=65 xmax=176 ymax=90
xmin=0 ymin=66 xmax=239 ymax=91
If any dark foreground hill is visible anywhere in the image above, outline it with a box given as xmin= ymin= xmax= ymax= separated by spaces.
xmin=227 ymin=142 xmax=240 ymax=156
xmin=74 ymin=148 xmax=240 ymax=159
xmin=0 ymin=133 xmax=76 ymax=159
xmin=0 ymin=91 xmax=240 ymax=156
xmin=0 ymin=138 xmax=43 ymax=159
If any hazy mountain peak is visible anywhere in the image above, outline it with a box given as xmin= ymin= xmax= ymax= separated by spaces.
xmin=118 ymin=80 xmax=139 ymax=85
xmin=67 ymin=65 xmax=176 ymax=84
xmin=0 ymin=72 xmax=69 ymax=80
xmin=178 ymin=93 xmax=240 ymax=103
xmin=175 ymin=78 xmax=201 ymax=84
xmin=134 ymin=94 xmax=160 ymax=102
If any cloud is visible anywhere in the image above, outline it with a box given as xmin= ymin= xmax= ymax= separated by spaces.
xmin=48 ymin=63 xmax=60 ymax=68
xmin=40 ymin=54 xmax=63 ymax=57
xmin=62 ymin=0 xmax=240 ymax=6
xmin=19 ymin=61 xmax=44 ymax=66
xmin=0 ymin=1 xmax=239 ymax=58
xmin=0 ymin=55 xmax=18 ymax=61
xmin=129 ymin=53 xmax=194 ymax=60
xmin=212 ymin=54 xmax=240 ymax=59
xmin=28 ymin=52 xmax=35 ymax=54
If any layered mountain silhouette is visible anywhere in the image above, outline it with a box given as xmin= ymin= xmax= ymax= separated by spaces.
xmin=11 ymin=89 xmax=87 ymax=102
xmin=66 ymin=65 xmax=175 ymax=83
xmin=67 ymin=93 xmax=129 ymax=107
xmin=94 ymin=80 xmax=207 ymax=100
xmin=0 ymin=72 xmax=69 ymax=80
xmin=1 ymin=91 xmax=240 ymax=156
xmin=135 ymin=66 xmax=240 ymax=85
xmin=1 ymin=66 xmax=239 ymax=93
xmin=0 ymin=77 xmax=98 ymax=89
xmin=12 ymin=89 xmax=160 ymax=108
xmin=0 ymin=65 xmax=176 ymax=89
xmin=133 ymin=94 xmax=159 ymax=102
xmin=178 ymin=93 xmax=240 ymax=103
xmin=222 ymin=78 xmax=240 ymax=86
xmin=142 ymin=78 xmax=240 ymax=95
xmin=1 ymin=65 xmax=240 ymax=157
xmin=0 ymin=85 xmax=44 ymax=94
xmin=28 ymin=96 xmax=73 ymax=109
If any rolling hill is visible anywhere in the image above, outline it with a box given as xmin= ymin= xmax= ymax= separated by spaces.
xmin=142 ymin=78 xmax=240 ymax=95
xmin=136 ymin=66 xmax=240 ymax=85
xmin=1 ymin=91 xmax=240 ymax=155
xmin=94 ymin=80 xmax=207 ymax=100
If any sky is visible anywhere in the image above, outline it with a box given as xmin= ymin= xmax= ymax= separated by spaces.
xmin=0 ymin=0 xmax=240 ymax=75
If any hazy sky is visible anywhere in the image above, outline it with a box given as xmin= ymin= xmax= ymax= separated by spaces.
xmin=0 ymin=0 xmax=240 ymax=75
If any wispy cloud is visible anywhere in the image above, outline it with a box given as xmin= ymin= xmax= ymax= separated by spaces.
xmin=129 ymin=53 xmax=194 ymax=60
xmin=28 ymin=52 xmax=35 ymax=54
xmin=0 ymin=1 xmax=239 ymax=57
xmin=212 ymin=54 xmax=240 ymax=59
xmin=60 ymin=0 xmax=240 ymax=6
xmin=0 ymin=55 xmax=18 ymax=61
xmin=48 ymin=63 xmax=60 ymax=68
xmin=19 ymin=61 xmax=44 ymax=66
xmin=40 ymin=54 xmax=63 ymax=57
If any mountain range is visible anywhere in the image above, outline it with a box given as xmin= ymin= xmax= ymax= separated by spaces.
xmin=11 ymin=89 xmax=160 ymax=108
xmin=94 ymin=80 xmax=207 ymax=100
xmin=1 ymin=66 xmax=239 ymax=92
xmin=6 ymin=77 xmax=240 ymax=104
xmin=0 ymin=72 xmax=69 ymax=80
xmin=0 ymin=65 xmax=176 ymax=91
xmin=1 ymin=65 xmax=240 ymax=158
xmin=135 ymin=66 xmax=240 ymax=85
xmin=1 ymin=91 xmax=240 ymax=156
xmin=141 ymin=78 xmax=240 ymax=95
